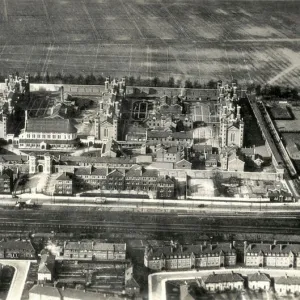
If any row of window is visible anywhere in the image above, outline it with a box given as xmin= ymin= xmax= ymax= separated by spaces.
xmin=25 ymin=133 xmax=74 ymax=140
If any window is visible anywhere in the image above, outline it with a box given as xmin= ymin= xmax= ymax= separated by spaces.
xmin=47 ymin=135 xmax=50 ymax=139
xmin=58 ymin=135 xmax=61 ymax=139
xmin=42 ymin=135 xmax=45 ymax=139
xmin=230 ymin=132 xmax=235 ymax=142
xmin=37 ymin=134 xmax=40 ymax=138
xmin=104 ymin=128 xmax=108 ymax=137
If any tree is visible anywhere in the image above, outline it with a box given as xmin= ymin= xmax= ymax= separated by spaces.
xmin=84 ymin=73 xmax=96 ymax=85
xmin=193 ymin=80 xmax=202 ymax=89
xmin=255 ymin=84 xmax=261 ymax=96
xmin=185 ymin=79 xmax=193 ymax=88
xmin=44 ymin=72 xmax=50 ymax=83
xmin=33 ymin=72 xmax=42 ymax=83
xmin=76 ymin=74 xmax=85 ymax=85
xmin=168 ymin=77 xmax=175 ymax=88
xmin=176 ymin=79 xmax=182 ymax=88
xmin=54 ymin=72 xmax=63 ymax=83
xmin=128 ymin=76 xmax=135 ymax=86
xmin=176 ymin=120 xmax=185 ymax=132
xmin=152 ymin=76 xmax=159 ymax=87
xmin=207 ymin=80 xmax=216 ymax=89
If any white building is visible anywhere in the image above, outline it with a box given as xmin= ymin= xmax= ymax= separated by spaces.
xmin=275 ymin=276 xmax=300 ymax=296
xmin=204 ymin=272 xmax=244 ymax=292
xmin=248 ymin=272 xmax=271 ymax=291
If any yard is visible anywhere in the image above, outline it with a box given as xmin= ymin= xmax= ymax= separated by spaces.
xmin=0 ymin=1 xmax=299 ymax=85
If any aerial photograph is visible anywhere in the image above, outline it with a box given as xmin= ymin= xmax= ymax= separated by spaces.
xmin=0 ymin=0 xmax=300 ymax=299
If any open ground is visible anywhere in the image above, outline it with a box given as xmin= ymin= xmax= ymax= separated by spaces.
xmin=0 ymin=0 xmax=300 ymax=86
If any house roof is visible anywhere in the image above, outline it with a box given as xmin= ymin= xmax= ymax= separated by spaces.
xmin=175 ymin=159 xmax=192 ymax=166
xmin=241 ymin=147 xmax=255 ymax=156
xmin=29 ymin=285 xmax=61 ymax=298
xmin=248 ymin=272 xmax=271 ymax=282
xmin=193 ymin=144 xmax=212 ymax=152
xmin=61 ymin=289 xmax=120 ymax=300
xmin=205 ymin=273 xmax=244 ymax=284
xmin=206 ymin=154 xmax=218 ymax=161
xmin=245 ymin=243 xmax=300 ymax=255
xmin=64 ymin=241 xmax=93 ymax=251
xmin=107 ymin=169 xmax=124 ymax=178
xmin=172 ymin=131 xmax=193 ymax=139
xmin=125 ymin=277 xmax=140 ymax=288
xmin=74 ymin=167 xmax=107 ymax=176
xmin=147 ymin=130 xmax=172 ymax=139
xmin=26 ymin=118 xmax=77 ymax=134
xmin=148 ymin=243 xmax=235 ymax=259
xmin=56 ymin=173 xmax=72 ymax=181
xmin=93 ymin=242 xmax=126 ymax=252
xmin=60 ymin=156 xmax=136 ymax=165
xmin=0 ymin=155 xmax=28 ymax=163
xmin=0 ymin=240 xmax=35 ymax=252
xmin=275 ymin=276 xmax=300 ymax=285
xmin=157 ymin=177 xmax=174 ymax=184
xmin=19 ymin=138 xmax=78 ymax=145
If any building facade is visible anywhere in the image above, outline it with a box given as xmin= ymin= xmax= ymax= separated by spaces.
xmin=244 ymin=242 xmax=300 ymax=268
xmin=0 ymin=240 xmax=35 ymax=259
xmin=248 ymin=272 xmax=271 ymax=291
xmin=144 ymin=242 xmax=236 ymax=270
xmin=19 ymin=115 xmax=78 ymax=150
xmin=204 ymin=272 xmax=244 ymax=292
xmin=54 ymin=173 xmax=73 ymax=195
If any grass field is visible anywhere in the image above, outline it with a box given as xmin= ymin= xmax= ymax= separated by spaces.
xmin=0 ymin=0 xmax=300 ymax=86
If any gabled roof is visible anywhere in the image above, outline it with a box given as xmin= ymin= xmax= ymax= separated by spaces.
xmin=107 ymin=169 xmax=124 ymax=178
xmin=26 ymin=118 xmax=77 ymax=134
xmin=93 ymin=242 xmax=126 ymax=252
xmin=148 ymin=243 xmax=235 ymax=259
xmin=241 ymin=147 xmax=255 ymax=156
xmin=275 ymin=276 xmax=300 ymax=285
xmin=57 ymin=173 xmax=72 ymax=181
xmin=0 ymin=240 xmax=35 ymax=252
xmin=175 ymin=159 xmax=192 ymax=166
xmin=157 ymin=177 xmax=174 ymax=184
xmin=172 ymin=131 xmax=193 ymax=139
xmin=64 ymin=241 xmax=93 ymax=251
xmin=126 ymin=277 xmax=140 ymax=288
xmin=29 ymin=285 xmax=61 ymax=298
xmin=205 ymin=273 xmax=244 ymax=284
xmin=248 ymin=272 xmax=271 ymax=282
xmin=245 ymin=243 xmax=300 ymax=254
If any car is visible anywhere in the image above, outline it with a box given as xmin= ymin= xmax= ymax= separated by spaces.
xmin=198 ymin=204 xmax=205 ymax=208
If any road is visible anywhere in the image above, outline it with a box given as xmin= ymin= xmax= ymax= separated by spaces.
xmin=149 ymin=268 xmax=300 ymax=300
xmin=1 ymin=260 xmax=36 ymax=300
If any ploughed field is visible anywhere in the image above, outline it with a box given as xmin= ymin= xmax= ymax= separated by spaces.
xmin=0 ymin=0 xmax=300 ymax=85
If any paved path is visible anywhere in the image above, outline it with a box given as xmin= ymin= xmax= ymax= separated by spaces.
xmin=149 ymin=268 xmax=300 ymax=300
xmin=0 ymin=260 xmax=36 ymax=300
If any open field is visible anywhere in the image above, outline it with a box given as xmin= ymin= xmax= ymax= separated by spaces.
xmin=0 ymin=0 xmax=300 ymax=85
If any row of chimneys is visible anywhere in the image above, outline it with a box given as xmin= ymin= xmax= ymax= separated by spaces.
xmin=170 ymin=241 xmax=236 ymax=253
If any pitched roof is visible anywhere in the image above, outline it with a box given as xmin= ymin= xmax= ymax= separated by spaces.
xmin=74 ymin=167 xmax=107 ymax=176
xmin=149 ymin=243 xmax=235 ymax=259
xmin=125 ymin=277 xmax=140 ymax=288
xmin=57 ymin=173 xmax=72 ymax=181
xmin=241 ymin=147 xmax=255 ymax=156
xmin=147 ymin=130 xmax=172 ymax=139
xmin=157 ymin=177 xmax=174 ymax=184
xmin=64 ymin=241 xmax=93 ymax=251
xmin=19 ymin=138 xmax=78 ymax=145
xmin=61 ymin=156 xmax=136 ymax=165
xmin=0 ymin=240 xmax=35 ymax=252
xmin=248 ymin=272 xmax=271 ymax=282
xmin=275 ymin=276 xmax=300 ymax=285
xmin=172 ymin=131 xmax=193 ymax=139
xmin=93 ymin=242 xmax=126 ymax=252
xmin=245 ymin=243 xmax=300 ymax=254
xmin=26 ymin=118 xmax=77 ymax=133
xmin=0 ymin=155 xmax=28 ymax=163
xmin=107 ymin=169 xmax=124 ymax=178
xmin=205 ymin=273 xmax=244 ymax=284
xmin=29 ymin=285 xmax=61 ymax=298
xmin=193 ymin=144 xmax=212 ymax=152
xmin=61 ymin=289 xmax=120 ymax=300
xmin=175 ymin=159 xmax=192 ymax=166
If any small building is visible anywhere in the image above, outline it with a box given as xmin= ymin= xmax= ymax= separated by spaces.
xmin=175 ymin=159 xmax=192 ymax=170
xmin=29 ymin=285 xmax=61 ymax=300
xmin=204 ymin=272 xmax=244 ymax=292
xmin=38 ymin=251 xmax=55 ymax=282
xmin=205 ymin=154 xmax=218 ymax=168
xmin=0 ymin=240 xmax=35 ymax=259
xmin=156 ymin=146 xmax=182 ymax=163
xmin=55 ymin=173 xmax=73 ymax=195
xmin=248 ymin=272 xmax=271 ymax=291
xmin=227 ymin=155 xmax=245 ymax=172
xmin=125 ymin=265 xmax=140 ymax=297
xmin=156 ymin=176 xmax=175 ymax=199
xmin=275 ymin=276 xmax=300 ymax=296
xmin=0 ymin=174 xmax=12 ymax=193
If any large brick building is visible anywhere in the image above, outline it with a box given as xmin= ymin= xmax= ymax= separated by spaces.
xmin=244 ymin=241 xmax=300 ymax=268
xmin=144 ymin=242 xmax=236 ymax=270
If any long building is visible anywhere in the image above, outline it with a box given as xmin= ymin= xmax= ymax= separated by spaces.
xmin=244 ymin=241 xmax=300 ymax=268
xmin=144 ymin=242 xmax=236 ymax=270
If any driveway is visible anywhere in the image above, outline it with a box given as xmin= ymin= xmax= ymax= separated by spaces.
xmin=0 ymin=260 xmax=36 ymax=300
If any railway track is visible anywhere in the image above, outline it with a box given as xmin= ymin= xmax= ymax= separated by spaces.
xmin=0 ymin=217 xmax=298 ymax=235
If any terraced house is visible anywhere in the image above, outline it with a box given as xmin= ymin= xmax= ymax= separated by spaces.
xmin=61 ymin=241 xmax=126 ymax=261
xmin=244 ymin=241 xmax=300 ymax=268
xmin=144 ymin=242 xmax=236 ymax=270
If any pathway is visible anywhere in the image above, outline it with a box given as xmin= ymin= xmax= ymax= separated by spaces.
xmin=1 ymin=260 xmax=36 ymax=300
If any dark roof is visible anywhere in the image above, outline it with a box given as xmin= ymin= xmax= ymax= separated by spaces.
xmin=29 ymin=285 xmax=61 ymax=298
xmin=0 ymin=240 xmax=35 ymax=252
xmin=147 ymin=130 xmax=172 ymax=139
xmin=205 ymin=273 xmax=244 ymax=284
xmin=56 ymin=173 xmax=72 ymax=181
xmin=126 ymin=277 xmax=140 ymax=288
xmin=0 ymin=155 xmax=28 ymax=163
xmin=241 ymin=147 xmax=255 ymax=156
xmin=245 ymin=243 xmax=300 ymax=254
xmin=75 ymin=167 xmax=107 ymax=176
xmin=65 ymin=241 xmax=93 ymax=251
xmin=60 ymin=156 xmax=136 ymax=165
xmin=193 ymin=144 xmax=212 ymax=152
xmin=172 ymin=131 xmax=193 ymax=139
xmin=26 ymin=118 xmax=77 ymax=133
xmin=149 ymin=243 xmax=235 ymax=259
xmin=93 ymin=242 xmax=126 ymax=252
xmin=275 ymin=276 xmax=300 ymax=285
xmin=248 ymin=272 xmax=271 ymax=282
xmin=157 ymin=177 xmax=174 ymax=184
xmin=107 ymin=169 xmax=124 ymax=178
xmin=175 ymin=159 xmax=192 ymax=166
xmin=61 ymin=289 xmax=120 ymax=300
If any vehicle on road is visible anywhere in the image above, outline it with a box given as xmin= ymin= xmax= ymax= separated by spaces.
xmin=15 ymin=199 xmax=37 ymax=210
xmin=94 ymin=197 xmax=106 ymax=204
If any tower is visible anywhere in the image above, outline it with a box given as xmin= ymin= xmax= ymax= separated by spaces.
xmin=29 ymin=153 xmax=37 ymax=174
